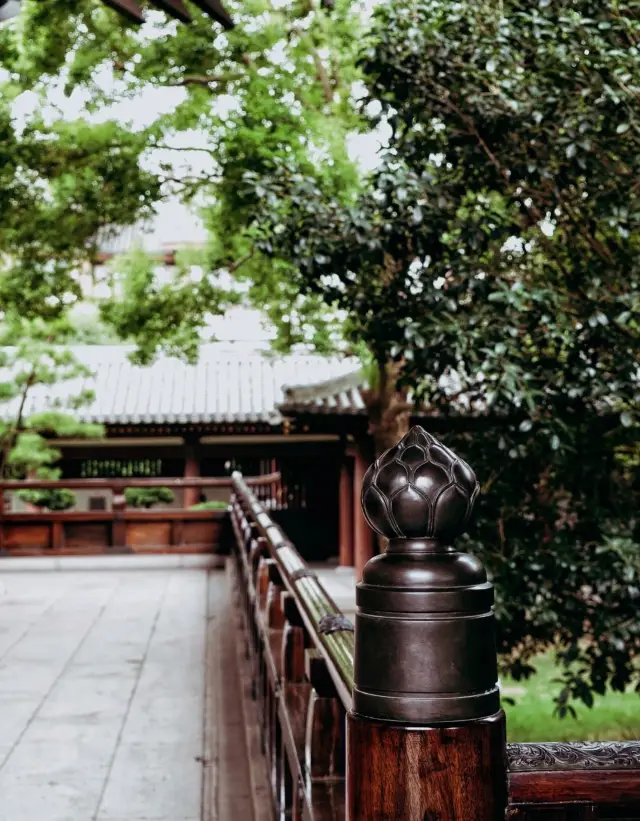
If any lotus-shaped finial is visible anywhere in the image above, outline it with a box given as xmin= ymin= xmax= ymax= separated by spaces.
xmin=361 ymin=426 xmax=479 ymax=543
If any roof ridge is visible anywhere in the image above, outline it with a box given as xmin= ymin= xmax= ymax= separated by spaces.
xmin=283 ymin=369 xmax=365 ymax=403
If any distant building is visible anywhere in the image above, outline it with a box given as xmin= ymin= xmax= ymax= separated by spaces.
xmin=3 ymin=344 xmax=367 ymax=560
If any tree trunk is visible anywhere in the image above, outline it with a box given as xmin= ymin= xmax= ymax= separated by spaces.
xmin=362 ymin=360 xmax=412 ymax=554
xmin=364 ymin=360 xmax=411 ymax=457
xmin=0 ymin=368 xmax=36 ymax=479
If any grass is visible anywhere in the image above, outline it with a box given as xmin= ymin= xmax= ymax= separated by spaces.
xmin=502 ymin=651 xmax=640 ymax=742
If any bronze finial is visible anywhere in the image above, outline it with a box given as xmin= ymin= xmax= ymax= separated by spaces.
xmin=361 ymin=425 xmax=479 ymax=546
xmin=353 ymin=426 xmax=500 ymax=724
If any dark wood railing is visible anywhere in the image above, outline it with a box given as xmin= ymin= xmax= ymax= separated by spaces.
xmin=232 ymin=470 xmax=352 ymax=819
xmin=230 ymin=428 xmax=640 ymax=821
xmin=0 ymin=473 xmax=280 ymax=555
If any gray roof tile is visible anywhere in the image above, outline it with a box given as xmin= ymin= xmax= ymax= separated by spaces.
xmin=1 ymin=345 xmax=360 ymax=426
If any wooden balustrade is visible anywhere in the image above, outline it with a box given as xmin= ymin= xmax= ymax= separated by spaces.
xmin=230 ymin=428 xmax=640 ymax=821
xmin=0 ymin=473 xmax=279 ymax=555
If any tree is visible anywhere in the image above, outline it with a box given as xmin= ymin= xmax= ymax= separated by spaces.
xmin=244 ymin=0 xmax=640 ymax=711
xmin=0 ymin=314 xmax=104 ymax=481
xmin=1 ymin=3 xmax=167 ymax=475
xmin=0 ymin=0 xmax=362 ymax=359
xmin=16 ymin=488 xmax=76 ymax=511
xmin=0 ymin=110 xmax=162 ymax=318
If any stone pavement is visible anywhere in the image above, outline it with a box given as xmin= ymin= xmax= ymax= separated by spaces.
xmin=0 ymin=558 xmax=257 ymax=821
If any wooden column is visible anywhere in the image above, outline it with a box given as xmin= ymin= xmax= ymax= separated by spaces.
xmin=112 ymin=490 xmax=127 ymax=549
xmin=347 ymin=425 xmax=507 ymax=821
xmin=0 ymin=486 xmax=5 ymax=552
xmin=353 ymin=446 xmax=374 ymax=579
xmin=339 ymin=456 xmax=354 ymax=567
xmin=183 ymin=443 xmax=200 ymax=509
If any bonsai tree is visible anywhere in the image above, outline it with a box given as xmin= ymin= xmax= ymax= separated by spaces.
xmin=124 ymin=487 xmax=175 ymax=509
xmin=16 ymin=488 xmax=76 ymax=511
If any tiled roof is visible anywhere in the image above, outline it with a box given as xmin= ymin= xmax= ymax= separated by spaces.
xmin=281 ymin=370 xmax=485 ymax=417
xmin=1 ymin=345 xmax=360 ymax=426
xmin=280 ymin=371 xmax=368 ymax=415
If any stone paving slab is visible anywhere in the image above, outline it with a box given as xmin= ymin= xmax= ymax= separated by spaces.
xmin=0 ymin=559 xmax=257 ymax=821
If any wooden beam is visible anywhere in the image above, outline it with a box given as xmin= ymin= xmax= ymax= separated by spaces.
xmin=149 ymin=0 xmax=192 ymax=22
xmin=189 ymin=0 xmax=234 ymax=29
xmin=101 ymin=0 xmax=233 ymax=28
xmin=183 ymin=443 xmax=201 ymax=508
xmin=102 ymin=0 xmax=145 ymax=23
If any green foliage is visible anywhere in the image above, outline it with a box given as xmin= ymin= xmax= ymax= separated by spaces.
xmin=16 ymin=488 xmax=76 ymax=511
xmin=245 ymin=0 xmax=640 ymax=711
xmin=124 ymin=486 xmax=175 ymax=509
xmin=1 ymin=0 xmax=366 ymax=358
xmin=0 ymin=111 xmax=162 ymax=319
xmin=189 ymin=499 xmax=229 ymax=510
xmin=101 ymin=247 xmax=234 ymax=364
xmin=0 ymin=315 xmax=104 ymax=479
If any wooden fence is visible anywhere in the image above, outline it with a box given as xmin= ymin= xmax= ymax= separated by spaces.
xmin=0 ymin=473 xmax=279 ymax=556
xmin=230 ymin=426 xmax=640 ymax=821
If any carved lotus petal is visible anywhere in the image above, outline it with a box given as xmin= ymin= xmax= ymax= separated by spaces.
xmin=391 ymin=486 xmax=431 ymax=538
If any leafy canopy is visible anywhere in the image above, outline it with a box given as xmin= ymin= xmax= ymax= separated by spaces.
xmin=1 ymin=0 xmax=367 ymax=359
xmin=245 ymin=0 xmax=640 ymax=712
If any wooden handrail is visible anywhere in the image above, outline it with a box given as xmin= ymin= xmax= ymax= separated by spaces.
xmin=232 ymin=470 xmax=354 ymax=709
xmin=0 ymin=472 xmax=280 ymax=492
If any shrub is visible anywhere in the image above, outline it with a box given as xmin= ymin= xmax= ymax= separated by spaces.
xmin=124 ymin=487 xmax=175 ymax=509
xmin=189 ymin=500 xmax=229 ymax=511
xmin=16 ymin=488 xmax=76 ymax=511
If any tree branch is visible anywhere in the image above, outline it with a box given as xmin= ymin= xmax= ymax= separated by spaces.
xmin=163 ymin=73 xmax=239 ymax=88
xmin=227 ymin=249 xmax=256 ymax=273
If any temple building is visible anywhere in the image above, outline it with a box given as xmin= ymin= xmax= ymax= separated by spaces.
xmin=5 ymin=344 xmax=376 ymax=563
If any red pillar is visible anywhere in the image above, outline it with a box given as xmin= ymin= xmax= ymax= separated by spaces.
xmin=339 ymin=458 xmax=354 ymax=567
xmin=183 ymin=444 xmax=200 ymax=508
xmin=353 ymin=446 xmax=374 ymax=580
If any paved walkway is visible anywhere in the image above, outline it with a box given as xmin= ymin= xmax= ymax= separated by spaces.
xmin=0 ymin=559 xmax=257 ymax=821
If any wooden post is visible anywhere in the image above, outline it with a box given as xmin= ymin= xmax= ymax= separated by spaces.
xmin=0 ymin=485 xmax=5 ymax=552
xmin=52 ymin=520 xmax=65 ymax=551
xmin=347 ymin=425 xmax=507 ymax=821
xmin=112 ymin=489 xmax=127 ymax=550
xmin=183 ymin=443 xmax=200 ymax=509
xmin=339 ymin=457 xmax=354 ymax=567
xmin=353 ymin=445 xmax=374 ymax=579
